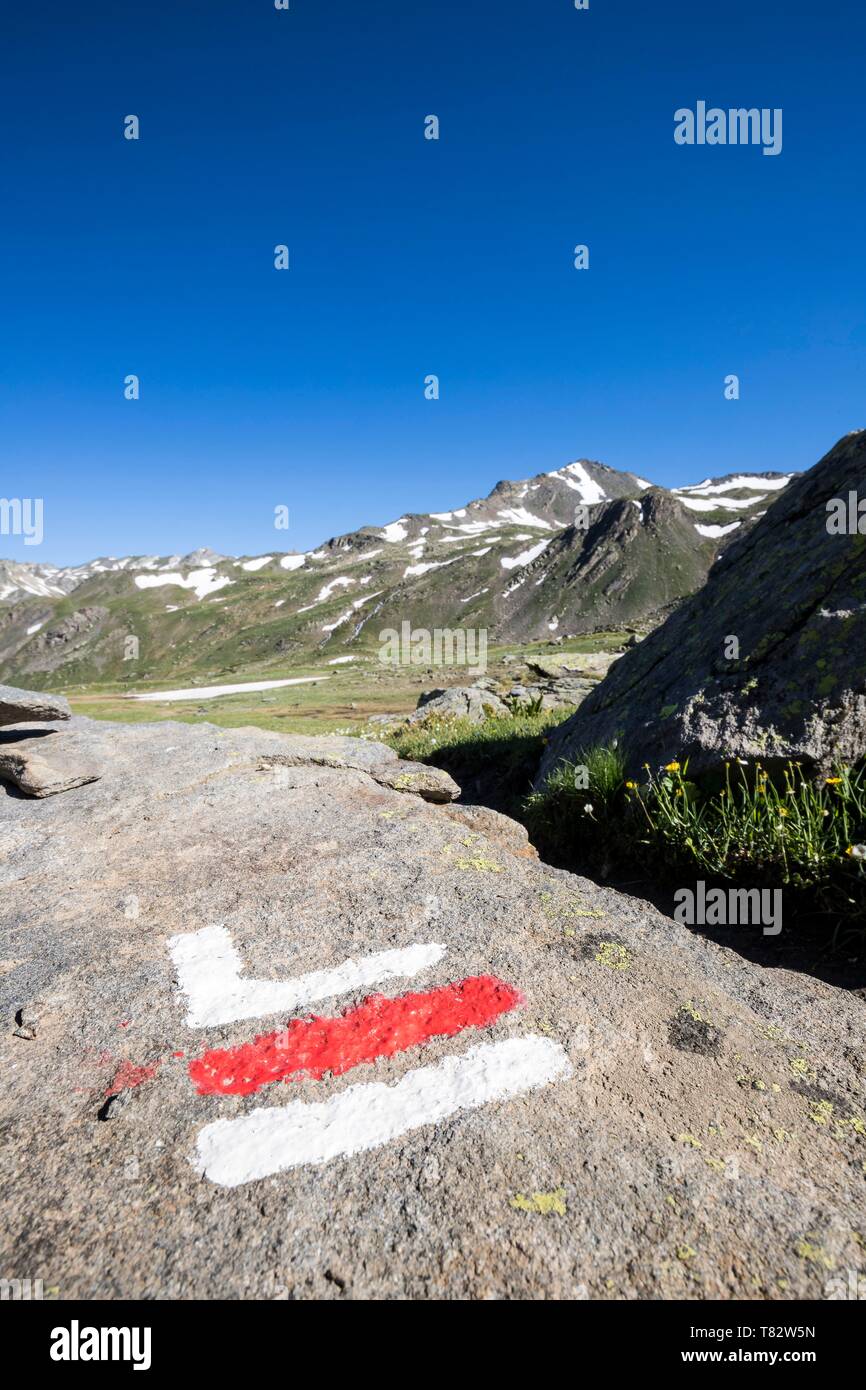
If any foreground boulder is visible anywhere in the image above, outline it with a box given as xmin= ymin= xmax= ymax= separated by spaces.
xmin=0 ymin=728 xmax=101 ymax=797
xmin=0 ymin=681 xmax=71 ymax=726
xmin=538 ymin=431 xmax=866 ymax=783
xmin=0 ymin=683 xmax=94 ymax=797
xmin=1 ymin=715 xmax=864 ymax=1298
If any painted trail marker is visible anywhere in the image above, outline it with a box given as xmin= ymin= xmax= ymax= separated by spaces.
xmin=195 ymin=1036 xmax=571 ymax=1187
xmin=187 ymin=974 xmax=523 ymax=1094
xmin=169 ymin=924 xmax=446 ymax=1027
xmin=168 ymin=925 xmax=571 ymax=1188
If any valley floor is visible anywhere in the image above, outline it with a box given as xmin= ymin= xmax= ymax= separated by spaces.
xmin=64 ymin=633 xmax=627 ymax=736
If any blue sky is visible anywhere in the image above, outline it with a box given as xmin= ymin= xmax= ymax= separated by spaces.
xmin=2 ymin=0 xmax=864 ymax=565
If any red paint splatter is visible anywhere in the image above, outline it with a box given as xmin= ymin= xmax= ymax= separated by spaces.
xmin=105 ymin=1060 xmax=160 ymax=1097
xmin=188 ymin=975 xmax=522 ymax=1096
xmin=172 ymin=1051 xmax=185 ymax=1059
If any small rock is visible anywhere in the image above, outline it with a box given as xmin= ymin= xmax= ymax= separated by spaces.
xmin=372 ymin=761 xmax=460 ymax=803
xmin=0 ymin=732 xmax=100 ymax=798
xmin=0 ymin=683 xmax=71 ymax=728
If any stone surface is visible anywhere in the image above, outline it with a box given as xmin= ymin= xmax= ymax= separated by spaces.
xmin=441 ymin=802 xmax=538 ymax=859
xmin=507 ymin=676 xmax=595 ymax=710
xmin=0 ymin=682 xmax=71 ymax=727
xmin=258 ymin=736 xmax=458 ymax=802
xmin=539 ymin=431 xmax=866 ymax=784
xmin=527 ymin=653 xmax=619 ymax=681
xmin=2 ymin=714 xmax=865 ymax=1299
xmin=368 ymin=760 xmax=460 ymax=803
xmin=0 ymin=728 xmax=100 ymax=798
xmin=409 ymin=684 xmax=510 ymax=723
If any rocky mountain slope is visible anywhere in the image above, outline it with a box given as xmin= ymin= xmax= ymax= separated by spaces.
xmin=0 ymin=459 xmax=790 ymax=689
xmin=2 ymin=707 xmax=864 ymax=1298
xmin=538 ymin=431 xmax=866 ymax=783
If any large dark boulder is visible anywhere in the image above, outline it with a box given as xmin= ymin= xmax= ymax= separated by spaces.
xmin=537 ymin=431 xmax=866 ymax=783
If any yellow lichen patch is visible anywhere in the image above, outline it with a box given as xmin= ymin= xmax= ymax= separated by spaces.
xmin=510 ymin=1188 xmax=567 ymax=1216
xmin=809 ymin=1100 xmax=834 ymax=1127
xmin=762 ymin=1024 xmax=788 ymax=1043
xmin=773 ymin=1128 xmax=791 ymax=1144
xmin=795 ymin=1238 xmax=834 ymax=1270
xmin=595 ymin=942 xmax=631 ymax=970
xmin=737 ymin=1072 xmax=767 ymax=1092
xmin=454 ymin=856 xmax=504 ymax=873
xmin=678 ymin=1133 xmax=703 ymax=1150
xmin=704 ymin=1156 xmax=726 ymax=1173
xmin=540 ymin=891 xmax=605 ymax=921
xmin=683 ymin=1000 xmax=708 ymax=1024
xmin=676 ymin=1245 xmax=697 ymax=1262
xmin=743 ymin=1133 xmax=764 ymax=1154
xmin=789 ymin=1057 xmax=816 ymax=1081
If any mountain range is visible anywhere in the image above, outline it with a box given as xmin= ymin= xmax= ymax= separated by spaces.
xmin=0 ymin=458 xmax=793 ymax=688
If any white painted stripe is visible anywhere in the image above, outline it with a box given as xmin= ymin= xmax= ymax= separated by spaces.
xmin=168 ymin=925 xmax=447 ymax=1028
xmin=194 ymin=1035 xmax=572 ymax=1186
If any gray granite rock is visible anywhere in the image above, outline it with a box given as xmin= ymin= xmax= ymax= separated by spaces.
xmin=0 ymin=683 xmax=71 ymax=727
xmin=1 ymin=714 xmax=864 ymax=1299
xmin=0 ymin=728 xmax=100 ymax=797
xmin=409 ymin=684 xmax=510 ymax=723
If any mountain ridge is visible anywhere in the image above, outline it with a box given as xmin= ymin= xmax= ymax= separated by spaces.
xmin=0 ymin=456 xmax=795 ymax=688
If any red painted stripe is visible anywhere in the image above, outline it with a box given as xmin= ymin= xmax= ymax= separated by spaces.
xmin=188 ymin=975 xmax=522 ymax=1096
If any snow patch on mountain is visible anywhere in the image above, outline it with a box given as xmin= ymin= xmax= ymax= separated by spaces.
xmin=546 ymin=462 xmax=608 ymax=504
xmin=501 ymin=540 xmax=551 ymax=570
xmin=677 ymin=494 xmax=767 ymax=513
xmin=675 ymin=474 xmax=792 ymax=496
xmin=134 ymin=569 xmax=234 ymax=601
xmin=695 ymin=521 xmax=742 ymax=538
xmin=495 ymin=507 xmax=555 ymax=530
xmin=404 ymin=558 xmax=458 ymax=579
